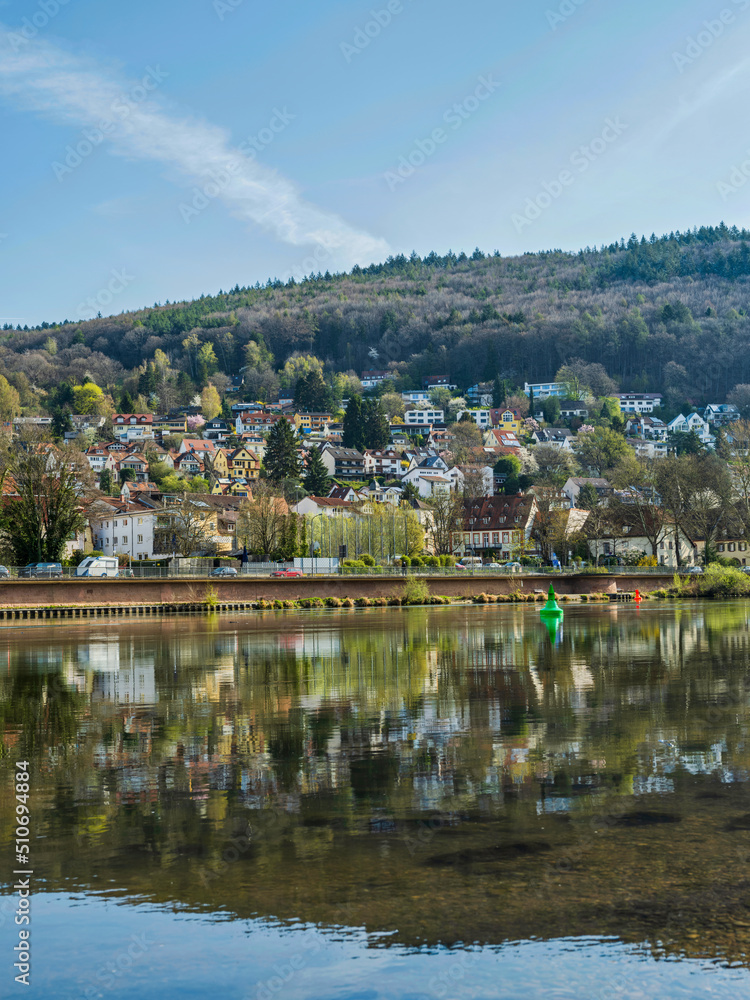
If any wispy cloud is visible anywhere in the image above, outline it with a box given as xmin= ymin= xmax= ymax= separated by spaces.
xmin=0 ymin=26 xmax=392 ymax=270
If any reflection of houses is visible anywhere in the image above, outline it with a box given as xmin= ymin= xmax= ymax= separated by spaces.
xmin=91 ymin=662 xmax=156 ymax=705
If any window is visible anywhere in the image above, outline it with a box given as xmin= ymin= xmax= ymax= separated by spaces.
xmin=114 ymin=520 xmax=118 ymax=527
xmin=113 ymin=536 xmax=118 ymax=544
xmin=137 ymin=535 xmax=143 ymax=544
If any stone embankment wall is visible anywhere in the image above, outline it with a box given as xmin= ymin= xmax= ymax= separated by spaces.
xmin=0 ymin=574 xmax=674 ymax=608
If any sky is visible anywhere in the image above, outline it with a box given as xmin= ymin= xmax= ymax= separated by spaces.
xmin=1 ymin=0 xmax=750 ymax=326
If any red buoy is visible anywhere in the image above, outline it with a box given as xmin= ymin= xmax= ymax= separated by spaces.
xmin=634 ymin=589 xmax=641 ymax=602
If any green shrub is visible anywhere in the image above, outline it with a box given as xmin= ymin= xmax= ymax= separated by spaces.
xmin=410 ymin=555 xmax=423 ymax=567
xmin=401 ymin=556 xmax=412 ymax=567
xmin=361 ymin=553 xmax=376 ymax=566
xmin=354 ymin=597 xmax=370 ymax=607
xmin=698 ymin=564 xmax=750 ymax=598
xmin=325 ymin=596 xmax=342 ymax=608
xmin=403 ymin=577 xmax=430 ymax=604
xmin=341 ymin=597 xmax=354 ymax=608
xmin=423 ymin=555 xmax=440 ymax=567
xmin=439 ymin=555 xmax=456 ymax=567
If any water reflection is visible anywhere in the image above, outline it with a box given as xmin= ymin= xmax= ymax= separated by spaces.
xmin=1 ymin=603 xmax=750 ymax=985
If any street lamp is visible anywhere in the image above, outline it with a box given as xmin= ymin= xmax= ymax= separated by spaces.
xmin=311 ymin=513 xmax=323 ymax=575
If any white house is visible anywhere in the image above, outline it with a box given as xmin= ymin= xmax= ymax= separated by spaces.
xmin=112 ymin=414 xmax=154 ymax=442
xmin=524 ymin=381 xmax=566 ymax=399
xmin=404 ymin=408 xmax=444 ymax=425
xmin=667 ymin=413 xmax=713 ymax=444
xmin=614 ymin=393 xmax=663 ymax=414
xmin=89 ymin=500 xmax=159 ymax=561
xmin=704 ymin=403 xmax=740 ymax=426
xmin=455 ymin=409 xmax=492 ymax=428
xmin=532 ymin=428 xmax=575 ymax=450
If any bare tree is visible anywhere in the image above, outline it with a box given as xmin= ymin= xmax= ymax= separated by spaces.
xmin=237 ymin=480 xmax=289 ymax=559
xmin=426 ymin=491 xmax=464 ymax=556
xmin=155 ymin=497 xmax=216 ymax=556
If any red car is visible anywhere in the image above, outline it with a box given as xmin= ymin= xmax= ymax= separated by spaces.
xmin=270 ymin=569 xmax=305 ymax=578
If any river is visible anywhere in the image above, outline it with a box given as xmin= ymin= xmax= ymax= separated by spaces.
xmin=1 ymin=602 xmax=749 ymax=998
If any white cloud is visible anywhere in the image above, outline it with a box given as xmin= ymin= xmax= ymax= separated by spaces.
xmin=0 ymin=27 xmax=392 ymax=271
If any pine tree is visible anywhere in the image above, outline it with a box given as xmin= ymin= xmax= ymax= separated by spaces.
xmin=263 ymin=417 xmax=302 ymax=481
xmin=363 ymin=398 xmax=390 ymax=450
xmin=342 ymin=395 xmax=366 ymax=450
xmin=118 ymin=389 xmax=134 ymax=412
xmin=303 ymin=446 xmax=331 ymax=496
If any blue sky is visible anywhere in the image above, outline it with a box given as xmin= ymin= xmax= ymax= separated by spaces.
xmin=1 ymin=0 xmax=750 ymax=325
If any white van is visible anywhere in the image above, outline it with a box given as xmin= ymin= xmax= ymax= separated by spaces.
xmin=76 ymin=556 xmax=120 ymax=578
xmin=459 ymin=556 xmax=484 ymax=567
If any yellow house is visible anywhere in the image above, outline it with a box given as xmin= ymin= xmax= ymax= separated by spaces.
xmin=229 ymin=446 xmax=260 ymax=480
xmin=212 ymin=448 xmax=230 ymax=477
xmin=491 ymin=408 xmax=522 ymax=433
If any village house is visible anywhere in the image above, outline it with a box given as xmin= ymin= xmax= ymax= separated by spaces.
xmin=562 ymin=477 xmax=612 ymax=507
xmin=89 ymin=499 xmax=160 ymax=561
xmin=452 ymin=495 xmax=536 ymax=559
xmin=404 ymin=408 xmax=445 ymax=425
xmin=363 ymin=449 xmax=403 ymax=478
xmin=614 ymin=392 xmax=663 ymax=414
xmin=532 ymin=428 xmax=575 ymax=450
xmin=228 ymin=446 xmax=260 ymax=480
xmin=319 ymin=445 xmax=366 ymax=481
xmin=112 ymin=413 xmax=154 ymax=442
xmin=490 ymin=408 xmax=523 ymax=433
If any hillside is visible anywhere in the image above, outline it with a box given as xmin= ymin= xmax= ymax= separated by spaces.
xmin=3 ymin=223 xmax=750 ymax=409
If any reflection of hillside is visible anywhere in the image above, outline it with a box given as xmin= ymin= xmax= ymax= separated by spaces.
xmin=1 ymin=605 xmax=750 ymax=966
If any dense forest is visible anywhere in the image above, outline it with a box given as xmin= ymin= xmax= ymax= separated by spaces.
xmin=4 ymin=223 xmax=750 ymax=410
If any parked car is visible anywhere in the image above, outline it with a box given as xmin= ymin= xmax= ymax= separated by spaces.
xmin=270 ymin=569 xmax=305 ymax=578
xmin=454 ymin=563 xmax=467 ymax=570
xmin=0 ymin=565 xmax=9 ymax=579
xmin=687 ymin=566 xmax=704 ymax=574
xmin=19 ymin=562 xmax=63 ymax=578
xmin=211 ymin=566 xmax=238 ymax=577
xmin=740 ymin=566 xmax=750 ymax=574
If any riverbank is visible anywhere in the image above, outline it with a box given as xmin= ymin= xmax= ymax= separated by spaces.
xmin=0 ymin=571 xmax=675 ymax=610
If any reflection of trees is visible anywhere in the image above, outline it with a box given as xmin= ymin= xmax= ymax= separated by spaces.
xmin=2 ymin=608 xmax=750 ymax=961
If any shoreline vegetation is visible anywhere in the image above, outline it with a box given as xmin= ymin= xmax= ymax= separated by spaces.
xmin=651 ymin=563 xmax=750 ymax=599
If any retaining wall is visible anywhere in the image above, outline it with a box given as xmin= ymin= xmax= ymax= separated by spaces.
xmin=0 ymin=573 xmax=675 ymax=608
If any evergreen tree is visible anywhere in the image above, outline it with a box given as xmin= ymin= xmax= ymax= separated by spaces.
xmin=302 ymin=446 xmax=331 ymax=496
xmin=99 ymin=469 xmax=114 ymax=495
xmin=577 ymin=483 xmax=601 ymax=510
xmin=342 ymin=395 xmax=367 ymax=450
xmin=294 ymin=370 xmax=334 ymax=412
xmin=528 ymin=385 xmax=535 ymax=419
xmin=363 ymin=398 xmax=390 ymax=450
xmin=263 ymin=417 xmax=302 ymax=481
xmin=118 ymin=389 xmax=135 ymax=412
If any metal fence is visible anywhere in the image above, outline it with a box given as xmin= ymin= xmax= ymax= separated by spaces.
xmin=0 ymin=563 xmax=695 ymax=581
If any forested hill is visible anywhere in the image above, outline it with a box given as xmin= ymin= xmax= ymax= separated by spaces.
xmin=4 ymin=223 xmax=750 ymax=407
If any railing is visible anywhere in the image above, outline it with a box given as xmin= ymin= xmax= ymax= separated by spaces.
xmin=0 ymin=563 xmax=692 ymax=581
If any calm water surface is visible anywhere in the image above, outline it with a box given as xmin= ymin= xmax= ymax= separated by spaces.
xmin=1 ymin=602 xmax=749 ymax=998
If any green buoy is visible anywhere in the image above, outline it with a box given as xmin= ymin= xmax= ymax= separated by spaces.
xmin=540 ymin=584 xmax=563 ymax=617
